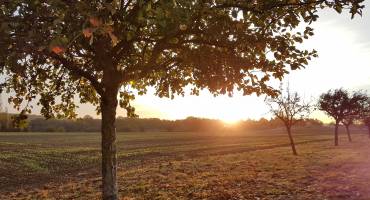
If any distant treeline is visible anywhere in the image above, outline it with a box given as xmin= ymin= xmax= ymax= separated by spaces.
xmin=0 ymin=113 xmax=323 ymax=132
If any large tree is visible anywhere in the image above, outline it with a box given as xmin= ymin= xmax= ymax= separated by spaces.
xmin=265 ymin=85 xmax=311 ymax=155
xmin=0 ymin=1 xmax=364 ymax=199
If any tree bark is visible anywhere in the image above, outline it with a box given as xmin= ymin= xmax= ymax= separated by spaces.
xmin=286 ymin=126 xmax=297 ymax=156
xmin=101 ymin=67 xmax=120 ymax=200
xmin=334 ymin=121 xmax=339 ymax=146
xmin=368 ymin=125 xmax=370 ymax=139
xmin=101 ymin=88 xmax=119 ymax=200
xmin=345 ymin=125 xmax=352 ymax=142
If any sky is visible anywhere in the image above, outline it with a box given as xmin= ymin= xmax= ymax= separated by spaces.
xmin=2 ymin=4 xmax=370 ymax=123
xmin=129 ymin=5 xmax=370 ymax=123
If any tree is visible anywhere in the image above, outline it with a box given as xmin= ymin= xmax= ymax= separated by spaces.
xmin=0 ymin=1 xmax=364 ymax=199
xmin=364 ymin=117 xmax=370 ymax=138
xmin=265 ymin=85 xmax=311 ymax=155
xmin=342 ymin=115 xmax=355 ymax=142
xmin=361 ymin=99 xmax=370 ymax=138
xmin=0 ymin=94 xmax=10 ymax=131
xmin=341 ymin=91 xmax=368 ymax=142
xmin=318 ymin=89 xmax=352 ymax=146
xmin=0 ymin=96 xmax=4 ymax=131
xmin=83 ymin=114 xmax=94 ymax=120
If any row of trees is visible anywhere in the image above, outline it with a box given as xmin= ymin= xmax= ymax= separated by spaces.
xmin=266 ymin=87 xmax=369 ymax=155
xmin=0 ymin=114 xmax=322 ymax=133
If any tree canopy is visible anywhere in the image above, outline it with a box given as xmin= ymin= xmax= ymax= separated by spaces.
xmin=266 ymin=85 xmax=311 ymax=128
xmin=341 ymin=91 xmax=368 ymax=124
xmin=0 ymin=0 xmax=364 ymax=117
xmin=319 ymin=89 xmax=367 ymax=124
xmin=318 ymin=89 xmax=350 ymax=123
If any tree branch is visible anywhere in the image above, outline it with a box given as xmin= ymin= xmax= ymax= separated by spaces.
xmin=46 ymin=52 xmax=104 ymax=95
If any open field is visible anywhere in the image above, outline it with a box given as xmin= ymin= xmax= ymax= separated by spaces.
xmin=1 ymin=126 xmax=370 ymax=199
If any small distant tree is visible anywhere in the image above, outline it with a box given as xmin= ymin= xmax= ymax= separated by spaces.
xmin=303 ymin=118 xmax=323 ymax=126
xmin=83 ymin=115 xmax=94 ymax=120
xmin=364 ymin=117 xmax=370 ymax=138
xmin=318 ymin=89 xmax=351 ymax=146
xmin=341 ymin=91 xmax=368 ymax=142
xmin=265 ymin=86 xmax=312 ymax=155
xmin=117 ymin=116 xmax=126 ymax=120
xmin=0 ymin=97 xmax=3 ymax=131
xmin=361 ymin=99 xmax=370 ymax=138
xmin=0 ymin=95 xmax=10 ymax=131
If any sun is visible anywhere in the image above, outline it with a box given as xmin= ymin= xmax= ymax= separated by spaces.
xmin=134 ymin=89 xmax=269 ymax=122
xmin=220 ymin=116 xmax=242 ymax=125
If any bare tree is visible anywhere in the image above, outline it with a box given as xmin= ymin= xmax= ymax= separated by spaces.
xmin=265 ymin=86 xmax=312 ymax=155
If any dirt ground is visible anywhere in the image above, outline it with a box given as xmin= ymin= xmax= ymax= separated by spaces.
xmin=1 ymin=127 xmax=370 ymax=199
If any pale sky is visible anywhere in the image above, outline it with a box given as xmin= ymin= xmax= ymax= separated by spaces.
xmin=2 ymin=4 xmax=370 ymax=123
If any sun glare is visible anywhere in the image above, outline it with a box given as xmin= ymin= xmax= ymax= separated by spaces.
xmin=131 ymin=89 xmax=270 ymax=122
xmin=221 ymin=118 xmax=240 ymax=125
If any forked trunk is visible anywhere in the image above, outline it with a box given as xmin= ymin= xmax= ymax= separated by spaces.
xmin=286 ymin=126 xmax=297 ymax=156
xmin=334 ymin=122 xmax=339 ymax=146
xmin=345 ymin=125 xmax=352 ymax=142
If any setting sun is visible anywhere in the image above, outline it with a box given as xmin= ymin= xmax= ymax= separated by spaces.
xmin=124 ymin=88 xmax=270 ymax=122
xmin=221 ymin=118 xmax=241 ymax=126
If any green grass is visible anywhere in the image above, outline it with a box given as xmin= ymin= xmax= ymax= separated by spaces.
xmin=0 ymin=126 xmax=370 ymax=199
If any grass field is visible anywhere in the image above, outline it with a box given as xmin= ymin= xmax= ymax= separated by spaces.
xmin=1 ymin=126 xmax=370 ymax=199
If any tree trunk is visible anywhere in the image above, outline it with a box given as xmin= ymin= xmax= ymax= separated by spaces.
xmin=101 ymin=73 xmax=120 ymax=200
xmin=345 ymin=125 xmax=352 ymax=142
xmin=286 ymin=126 xmax=297 ymax=156
xmin=368 ymin=125 xmax=370 ymax=139
xmin=334 ymin=122 xmax=339 ymax=146
xmin=101 ymin=89 xmax=119 ymax=200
